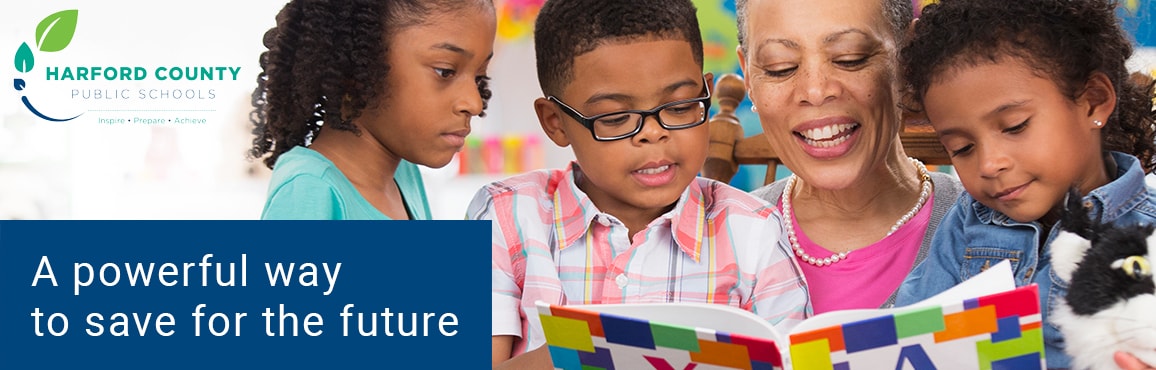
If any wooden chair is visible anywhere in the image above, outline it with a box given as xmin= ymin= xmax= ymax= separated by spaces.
xmin=703 ymin=73 xmax=952 ymax=185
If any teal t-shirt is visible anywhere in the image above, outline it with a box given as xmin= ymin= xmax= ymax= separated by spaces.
xmin=260 ymin=146 xmax=431 ymax=220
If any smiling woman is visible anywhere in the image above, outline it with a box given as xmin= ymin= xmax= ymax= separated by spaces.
xmin=249 ymin=0 xmax=497 ymax=220
xmin=734 ymin=0 xmax=963 ymax=314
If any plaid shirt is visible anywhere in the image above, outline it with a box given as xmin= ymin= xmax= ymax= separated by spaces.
xmin=470 ymin=163 xmax=810 ymax=356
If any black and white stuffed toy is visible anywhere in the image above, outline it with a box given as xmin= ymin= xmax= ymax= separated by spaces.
xmin=1051 ymin=189 xmax=1156 ymax=370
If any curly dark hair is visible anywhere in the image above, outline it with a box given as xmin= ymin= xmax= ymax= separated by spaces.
xmin=533 ymin=0 xmax=704 ymax=97
xmin=249 ymin=0 xmax=493 ymax=169
xmin=902 ymin=0 xmax=1156 ymax=173
xmin=735 ymin=0 xmax=913 ymax=55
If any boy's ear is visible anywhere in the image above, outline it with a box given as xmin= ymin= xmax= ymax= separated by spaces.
xmin=1079 ymin=71 xmax=1117 ymax=128
xmin=704 ymin=72 xmax=715 ymax=95
xmin=534 ymin=97 xmax=571 ymax=147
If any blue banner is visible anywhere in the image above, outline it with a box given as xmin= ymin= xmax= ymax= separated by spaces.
xmin=0 ymin=221 xmax=490 ymax=368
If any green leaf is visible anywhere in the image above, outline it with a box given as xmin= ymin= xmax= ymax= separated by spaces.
xmin=35 ymin=9 xmax=79 ymax=52
xmin=14 ymin=42 xmax=33 ymax=73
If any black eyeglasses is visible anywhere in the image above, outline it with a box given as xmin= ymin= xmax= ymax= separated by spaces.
xmin=548 ymin=77 xmax=712 ymax=141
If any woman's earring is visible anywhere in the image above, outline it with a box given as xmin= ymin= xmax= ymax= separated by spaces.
xmin=751 ymin=105 xmax=758 ymax=113
xmin=1094 ymin=120 xmax=1104 ymax=128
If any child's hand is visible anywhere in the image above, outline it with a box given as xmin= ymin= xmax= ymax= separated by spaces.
xmin=494 ymin=346 xmax=551 ymax=370
xmin=1116 ymin=351 xmax=1156 ymax=370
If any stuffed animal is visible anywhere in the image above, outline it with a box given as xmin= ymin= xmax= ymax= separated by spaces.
xmin=1050 ymin=189 xmax=1156 ymax=370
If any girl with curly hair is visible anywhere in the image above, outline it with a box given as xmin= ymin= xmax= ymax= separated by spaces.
xmin=893 ymin=0 xmax=1156 ymax=368
xmin=250 ymin=0 xmax=496 ymax=220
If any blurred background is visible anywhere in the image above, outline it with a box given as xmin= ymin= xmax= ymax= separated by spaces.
xmin=1 ymin=0 xmax=1154 ymax=220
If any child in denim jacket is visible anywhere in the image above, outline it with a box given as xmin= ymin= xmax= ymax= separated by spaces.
xmin=893 ymin=0 xmax=1156 ymax=368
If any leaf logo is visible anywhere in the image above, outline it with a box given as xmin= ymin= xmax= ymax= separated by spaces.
xmin=36 ymin=10 xmax=79 ymax=52
xmin=14 ymin=42 xmax=33 ymax=73
xmin=12 ymin=9 xmax=81 ymax=122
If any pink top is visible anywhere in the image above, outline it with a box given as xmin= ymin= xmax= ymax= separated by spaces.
xmin=783 ymin=192 xmax=934 ymax=314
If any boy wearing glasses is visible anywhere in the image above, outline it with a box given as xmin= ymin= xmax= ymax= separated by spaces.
xmin=472 ymin=0 xmax=810 ymax=367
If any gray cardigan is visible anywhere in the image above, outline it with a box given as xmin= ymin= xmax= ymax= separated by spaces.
xmin=750 ymin=171 xmax=963 ymax=307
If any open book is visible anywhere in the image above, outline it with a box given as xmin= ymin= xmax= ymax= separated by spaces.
xmin=536 ymin=260 xmax=1044 ymax=370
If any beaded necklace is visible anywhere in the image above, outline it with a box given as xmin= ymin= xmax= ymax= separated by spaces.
xmin=781 ymin=158 xmax=932 ymax=266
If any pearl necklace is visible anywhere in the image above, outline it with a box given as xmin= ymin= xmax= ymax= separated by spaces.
xmin=781 ymin=158 xmax=932 ymax=267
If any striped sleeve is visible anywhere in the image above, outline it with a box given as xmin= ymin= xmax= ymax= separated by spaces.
xmin=467 ymin=186 xmax=523 ymax=338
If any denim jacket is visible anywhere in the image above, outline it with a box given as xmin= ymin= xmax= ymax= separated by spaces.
xmin=895 ymin=151 xmax=1156 ymax=369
